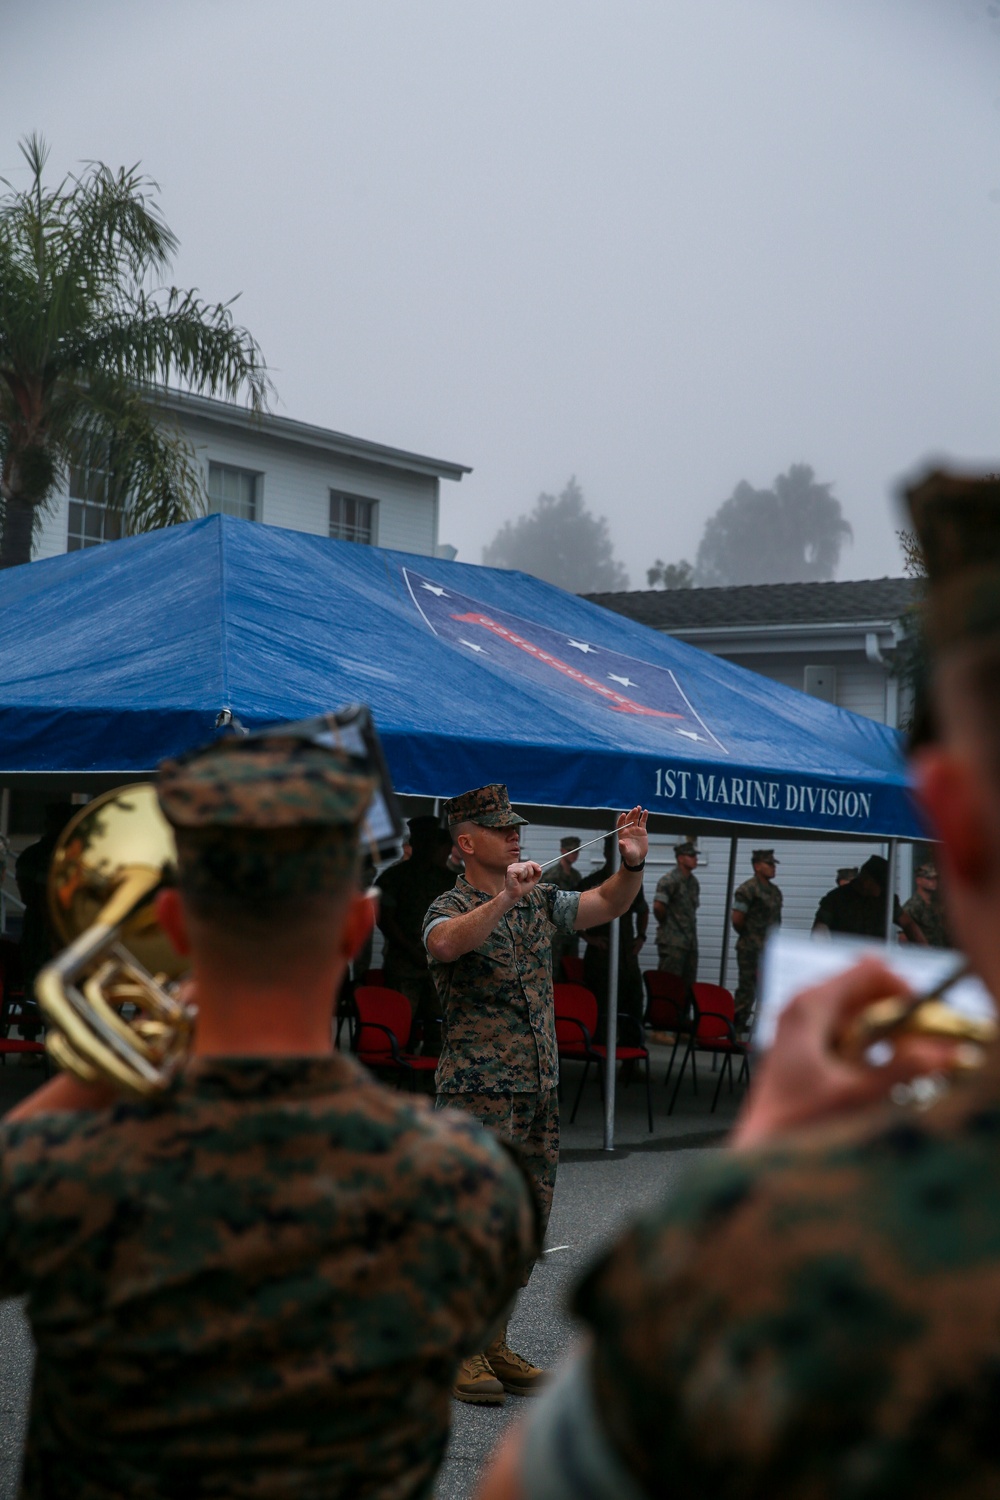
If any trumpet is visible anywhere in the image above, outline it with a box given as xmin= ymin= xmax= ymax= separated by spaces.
xmin=34 ymin=784 xmax=195 ymax=1097
xmin=836 ymin=963 xmax=998 ymax=1069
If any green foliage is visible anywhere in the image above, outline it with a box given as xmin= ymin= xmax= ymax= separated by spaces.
xmin=646 ymin=558 xmax=693 ymax=589
xmin=0 ymin=134 xmax=272 ymax=566
xmin=693 ymin=463 xmax=853 ymax=586
xmin=482 ymin=477 xmax=629 ymax=592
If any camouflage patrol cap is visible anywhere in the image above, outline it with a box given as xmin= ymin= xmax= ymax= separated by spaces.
xmin=674 ymin=841 xmax=698 ymax=856
xmin=560 ymin=835 xmax=582 ymax=852
xmin=443 ymin=783 xmax=528 ymax=829
xmin=916 ymin=861 xmax=938 ymax=878
xmin=752 ymin=849 xmax=778 ymax=864
xmin=905 ymin=468 xmax=1000 ymax=651
xmin=157 ymin=736 xmax=376 ymax=904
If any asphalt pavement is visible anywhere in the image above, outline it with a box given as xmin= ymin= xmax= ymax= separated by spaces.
xmin=0 ymin=1044 xmax=740 ymax=1499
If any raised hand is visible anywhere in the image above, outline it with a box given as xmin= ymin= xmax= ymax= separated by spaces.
xmin=617 ymin=806 xmax=648 ymax=867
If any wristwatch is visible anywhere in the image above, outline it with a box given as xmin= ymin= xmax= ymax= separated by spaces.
xmin=621 ymin=856 xmax=646 ymax=872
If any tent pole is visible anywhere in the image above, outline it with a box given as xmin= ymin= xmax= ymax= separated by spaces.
xmin=885 ymin=839 xmax=898 ymax=944
xmin=603 ymin=847 xmax=621 ymax=1153
xmin=719 ymin=836 xmax=738 ymax=987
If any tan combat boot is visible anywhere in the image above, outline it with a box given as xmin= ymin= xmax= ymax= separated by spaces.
xmin=452 ymin=1352 xmax=505 ymax=1405
xmin=484 ymin=1326 xmax=547 ymax=1396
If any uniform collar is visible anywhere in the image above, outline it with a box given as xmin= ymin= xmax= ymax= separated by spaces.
xmin=178 ymin=1051 xmax=361 ymax=1101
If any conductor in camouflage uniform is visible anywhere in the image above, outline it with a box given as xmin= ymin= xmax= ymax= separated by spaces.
xmin=2 ymin=733 xmax=538 ymax=1500
xmin=425 ymin=784 xmax=648 ymax=1405
xmin=653 ymin=840 xmax=700 ymax=985
xmin=731 ymin=848 xmax=783 ymax=1029
xmin=475 ymin=466 xmax=1000 ymax=1500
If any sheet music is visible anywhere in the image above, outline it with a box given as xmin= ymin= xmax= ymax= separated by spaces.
xmin=755 ymin=930 xmax=996 ymax=1050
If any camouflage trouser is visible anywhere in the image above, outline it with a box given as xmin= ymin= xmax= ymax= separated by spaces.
xmin=657 ymin=943 xmax=698 ymax=987
xmin=734 ymin=942 xmax=761 ymax=1029
xmin=436 ymin=1088 xmax=559 ymax=1258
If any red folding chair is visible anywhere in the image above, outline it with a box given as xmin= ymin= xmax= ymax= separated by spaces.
xmin=559 ymin=955 xmax=586 ymax=985
xmin=353 ymin=986 xmax=437 ymax=1088
xmin=642 ymin=970 xmax=694 ymax=1088
xmin=667 ymin=981 xmax=750 ymax=1116
xmin=554 ymin=982 xmax=653 ymax=1131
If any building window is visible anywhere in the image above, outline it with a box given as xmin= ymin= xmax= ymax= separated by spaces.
xmin=67 ymin=463 xmax=122 ymax=551
xmin=329 ymin=490 xmax=377 ymax=545
xmin=208 ymin=462 xmax=260 ymax=520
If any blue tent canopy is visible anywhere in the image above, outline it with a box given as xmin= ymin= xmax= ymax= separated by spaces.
xmin=0 ymin=515 xmax=922 ymax=838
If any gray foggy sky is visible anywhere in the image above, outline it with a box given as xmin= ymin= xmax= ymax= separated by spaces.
xmin=3 ymin=0 xmax=1000 ymax=585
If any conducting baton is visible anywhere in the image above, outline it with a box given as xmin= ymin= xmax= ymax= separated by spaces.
xmin=534 ymin=819 xmax=639 ymax=875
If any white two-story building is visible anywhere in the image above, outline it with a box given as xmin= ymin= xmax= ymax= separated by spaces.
xmin=32 ymin=389 xmax=469 ymax=562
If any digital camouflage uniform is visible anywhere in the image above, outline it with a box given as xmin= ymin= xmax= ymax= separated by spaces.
xmin=732 ymin=872 xmax=782 ymax=1026
xmin=654 ymin=867 xmax=699 ymax=986
xmin=6 ymin=733 xmax=539 ymax=1498
xmin=519 ymin=1055 xmax=1000 ymax=1499
xmin=424 ymin=783 xmax=580 ymax=1243
xmin=1 ymin=1055 xmax=537 ymax=1500
xmin=425 ymin=873 xmax=579 ymax=1237
xmin=902 ymin=890 xmax=950 ymax=948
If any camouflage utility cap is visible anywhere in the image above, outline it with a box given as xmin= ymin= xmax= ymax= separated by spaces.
xmin=674 ymin=841 xmax=698 ymax=857
xmin=560 ymin=836 xmax=582 ymax=852
xmin=158 ymin=736 xmax=376 ymax=902
xmin=444 ymin=783 xmax=528 ymax=830
xmin=752 ymin=849 xmax=778 ymax=864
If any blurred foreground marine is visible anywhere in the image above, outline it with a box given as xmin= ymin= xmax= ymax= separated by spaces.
xmin=475 ymin=467 xmax=1000 ymax=1498
xmin=731 ymin=848 xmax=782 ymax=1028
xmin=0 ymin=735 xmax=537 ymax=1500
xmin=813 ymin=853 xmax=927 ymax=944
xmin=425 ymin=785 xmax=648 ymax=1406
xmin=653 ymin=840 xmax=699 ymax=985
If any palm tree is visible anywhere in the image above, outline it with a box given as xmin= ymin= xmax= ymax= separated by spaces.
xmin=0 ymin=134 xmax=271 ymax=567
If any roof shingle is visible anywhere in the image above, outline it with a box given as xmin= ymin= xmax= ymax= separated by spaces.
xmin=584 ymin=577 xmax=921 ymax=631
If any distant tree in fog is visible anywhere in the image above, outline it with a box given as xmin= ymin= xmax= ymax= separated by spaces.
xmin=482 ymin=477 xmax=629 ymax=591
xmin=646 ymin=558 xmax=693 ymax=589
xmin=693 ymin=463 xmax=852 ymax=586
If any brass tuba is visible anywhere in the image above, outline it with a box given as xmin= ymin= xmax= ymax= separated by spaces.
xmin=35 ymin=784 xmax=196 ymax=1097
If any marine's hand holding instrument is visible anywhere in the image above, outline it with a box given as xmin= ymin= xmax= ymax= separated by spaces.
xmin=34 ymin=706 xmax=403 ymax=1098
xmin=835 ymin=960 xmax=998 ymax=1069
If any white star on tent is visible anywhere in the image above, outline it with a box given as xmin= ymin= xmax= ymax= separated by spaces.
xmin=421 ymin=582 xmax=448 ymax=597
xmin=677 ymin=729 xmax=705 ymax=742
xmin=460 ymin=639 xmax=487 ymax=654
xmin=607 ymin=673 xmax=636 ymax=688
xmin=567 ymin=640 xmax=596 ymax=653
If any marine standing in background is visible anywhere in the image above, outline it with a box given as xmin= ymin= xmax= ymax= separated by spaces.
xmin=731 ymin=848 xmax=783 ymax=1029
xmin=424 ymin=786 xmax=648 ymax=1406
xmin=652 ymin=840 xmax=699 ymax=986
xmin=813 ymin=854 xmax=927 ymax=944
xmin=376 ymin=816 xmax=456 ymax=1051
xmin=902 ymin=861 xmax=950 ymax=948
xmin=547 ymin=836 xmax=583 ymax=979
xmin=580 ymin=836 xmax=649 ymax=1029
